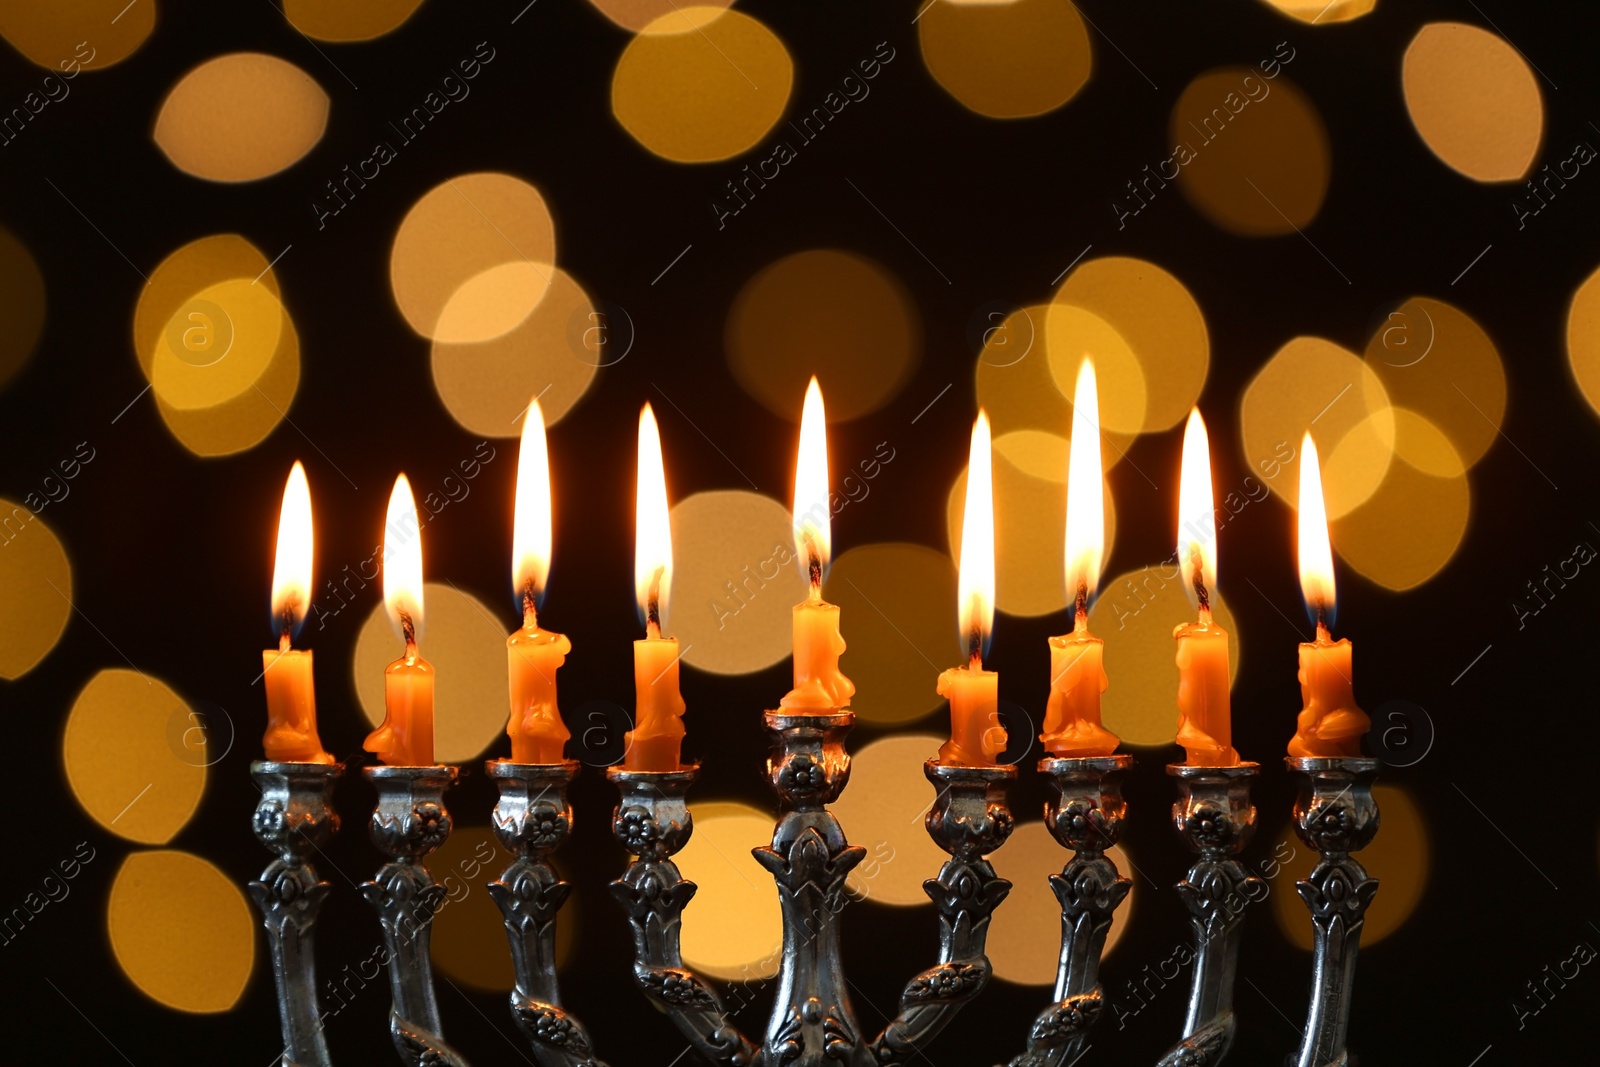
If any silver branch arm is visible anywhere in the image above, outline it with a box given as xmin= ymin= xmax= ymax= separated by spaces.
xmin=607 ymin=765 xmax=760 ymax=1067
xmin=361 ymin=765 xmax=471 ymax=1067
xmin=1006 ymin=755 xmax=1133 ymax=1067
xmin=1287 ymin=757 xmax=1380 ymax=1067
xmin=487 ymin=760 xmax=606 ymax=1066
xmin=1155 ymin=763 xmax=1262 ymax=1067
xmin=249 ymin=760 xmax=342 ymax=1067
xmin=871 ymin=760 xmax=1016 ymax=1064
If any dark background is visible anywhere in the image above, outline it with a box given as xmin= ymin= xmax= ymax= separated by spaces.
xmin=3 ymin=0 xmax=1596 ymax=1063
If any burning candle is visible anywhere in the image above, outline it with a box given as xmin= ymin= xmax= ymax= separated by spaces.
xmin=624 ymin=403 xmax=686 ymax=772
xmin=1041 ymin=360 xmax=1119 ymax=758
xmin=1289 ymin=432 xmax=1370 ymax=757
xmin=506 ymin=396 xmax=572 ymax=764
xmin=780 ymin=378 xmax=855 ymax=711
xmin=364 ymin=474 xmax=436 ymax=766
xmin=938 ymin=410 xmax=1007 ymax=766
xmin=1173 ymin=409 xmax=1239 ymax=767
xmin=262 ymin=461 xmax=333 ymax=764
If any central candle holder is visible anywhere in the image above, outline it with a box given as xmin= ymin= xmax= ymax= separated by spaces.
xmin=607 ymin=709 xmax=1016 ymax=1066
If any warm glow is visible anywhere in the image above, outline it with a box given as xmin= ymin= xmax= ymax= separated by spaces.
xmin=512 ymin=395 xmax=553 ymax=612
xmin=270 ymin=461 xmax=313 ymax=637
xmin=1064 ymin=359 xmax=1104 ymax=605
xmin=383 ymin=474 xmax=425 ymax=645
xmin=635 ymin=403 xmax=674 ymax=628
xmin=1298 ymin=431 xmax=1336 ymax=616
xmin=1177 ymin=408 xmax=1218 ymax=601
xmin=793 ymin=376 xmax=831 ymax=583
xmin=958 ymin=411 xmax=996 ymax=660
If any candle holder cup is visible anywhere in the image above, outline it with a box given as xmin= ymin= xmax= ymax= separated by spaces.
xmin=249 ymin=760 xmax=343 ymax=1067
xmin=1285 ymin=756 xmax=1380 ymax=1067
xmin=361 ymin=764 xmax=470 ymax=1067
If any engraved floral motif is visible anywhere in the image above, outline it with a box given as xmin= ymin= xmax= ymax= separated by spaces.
xmin=405 ymin=801 xmax=451 ymax=852
xmin=615 ymin=806 xmax=660 ymax=854
xmin=253 ymin=800 xmax=288 ymax=848
xmin=778 ymin=753 xmax=829 ymax=797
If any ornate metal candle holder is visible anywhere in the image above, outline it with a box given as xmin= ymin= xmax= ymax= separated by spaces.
xmin=361 ymin=764 xmax=469 ymax=1067
xmin=1008 ymin=754 xmax=1133 ymax=1067
xmin=1157 ymin=762 xmax=1262 ymax=1067
xmin=607 ymin=710 xmax=1017 ymax=1066
xmin=249 ymin=760 xmax=343 ymax=1067
xmin=1286 ymin=757 xmax=1380 ymax=1067
xmin=486 ymin=759 xmax=604 ymax=1066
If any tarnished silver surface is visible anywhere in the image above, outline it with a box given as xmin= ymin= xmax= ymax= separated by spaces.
xmin=249 ymin=760 xmax=343 ymax=1067
xmin=361 ymin=765 xmax=470 ymax=1067
xmin=1007 ymin=755 xmax=1133 ymax=1067
xmin=870 ymin=758 xmax=1015 ymax=1064
xmin=608 ymin=764 xmax=759 ymax=1067
xmin=487 ymin=759 xmax=605 ymax=1067
xmin=1156 ymin=762 xmax=1262 ymax=1067
xmin=1286 ymin=757 xmax=1380 ymax=1067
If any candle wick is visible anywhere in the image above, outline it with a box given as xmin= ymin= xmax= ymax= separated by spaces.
xmin=646 ymin=564 xmax=663 ymax=638
xmin=1189 ymin=545 xmax=1210 ymax=613
xmin=522 ymin=580 xmax=538 ymax=631
xmin=808 ymin=548 xmax=823 ymax=598
xmin=1074 ymin=580 xmax=1089 ymax=633
xmin=399 ymin=609 xmax=417 ymax=656
xmin=967 ymin=625 xmax=983 ymax=671
xmin=278 ymin=627 xmax=292 ymax=654
xmin=1315 ymin=601 xmax=1331 ymax=643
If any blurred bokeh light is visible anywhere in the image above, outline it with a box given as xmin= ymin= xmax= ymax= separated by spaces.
xmin=1256 ymin=0 xmax=1375 ymax=23
xmin=153 ymin=53 xmax=329 ymax=183
xmin=0 ymin=498 xmax=71 ymax=679
xmin=917 ymin=0 xmax=1092 ymax=120
xmin=988 ymin=824 xmax=1132 ymax=985
xmin=283 ymin=0 xmax=426 ymax=41
xmin=0 ymin=0 xmax=154 ymax=70
xmin=675 ymin=801 xmax=782 ymax=981
xmin=588 ymin=0 xmax=733 ymax=34
xmin=1565 ymin=264 xmax=1600 ymax=420
xmin=0 ymin=225 xmax=45 ymax=392
xmin=830 ymin=733 xmax=948 ymax=905
xmin=1402 ymin=22 xmax=1543 ymax=183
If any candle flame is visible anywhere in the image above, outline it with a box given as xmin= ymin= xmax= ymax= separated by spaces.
xmin=1177 ymin=408 xmax=1218 ymax=609
xmin=635 ymin=403 xmax=673 ymax=633
xmin=270 ymin=460 xmax=313 ymax=642
xmin=1064 ymin=358 xmax=1104 ymax=615
xmin=793 ymin=376 xmax=830 ymax=590
xmin=958 ymin=410 xmax=996 ymax=665
xmin=512 ymin=394 xmax=552 ymax=620
xmin=1297 ymin=431 xmax=1336 ymax=627
xmin=383 ymin=473 xmax=425 ymax=648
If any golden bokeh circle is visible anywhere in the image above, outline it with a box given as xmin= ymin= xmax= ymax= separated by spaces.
xmin=154 ymin=315 xmax=300 ymax=457
xmin=391 ymin=173 xmax=556 ymax=343
xmin=283 ymin=0 xmax=427 ymax=41
xmin=1240 ymin=336 xmax=1395 ymax=519
xmin=989 ymin=824 xmax=1132 ymax=985
xmin=669 ymin=490 xmax=808 ymax=676
xmin=135 ymin=235 xmax=279 ymax=378
xmin=1256 ymin=0 xmax=1375 ymax=23
xmin=0 ymin=499 xmax=72 ymax=679
xmin=0 ymin=0 xmax=154 ymax=70
xmin=154 ymin=53 xmax=329 ymax=183
xmin=918 ymin=0 xmax=1092 ymax=120
xmin=677 ymin=801 xmax=783 ymax=981
xmin=1044 ymin=304 xmax=1148 ymax=436
xmin=947 ymin=430 xmax=1118 ymax=618
xmin=611 ymin=7 xmax=794 ymax=163
xmin=1053 ymin=257 xmax=1209 ymax=435
xmin=1271 ymin=785 xmax=1428 ymax=950
xmin=0 ymin=225 xmax=45 ymax=392
xmin=1170 ymin=69 xmax=1330 ymax=236
xmin=355 ymin=582 xmax=512 ymax=764
xmin=727 ymin=249 xmax=919 ymax=422
xmin=1330 ymin=409 xmax=1469 ymax=591
xmin=829 ymin=733 xmax=948 ymax=906
xmin=150 ymin=278 xmax=285 ymax=410
xmin=823 ymin=545 xmax=959 ymax=725
xmin=1566 ymin=264 xmax=1600 ymax=420
xmin=1402 ymin=22 xmax=1543 ymax=183
xmin=1090 ymin=566 xmax=1240 ymax=747
xmin=431 ymin=268 xmax=599 ymax=436
xmin=1364 ymin=296 xmax=1504 ymax=469
xmin=108 ymin=850 xmax=254 ymax=1013
xmin=64 ymin=669 xmax=206 ymax=844
xmin=588 ymin=0 xmax=733 ymax=33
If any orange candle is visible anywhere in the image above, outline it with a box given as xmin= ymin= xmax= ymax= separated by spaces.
xmin=1173 ymin=409 xmax=1239 ymax=767
xmin=624 ymin=404 xmax=686 ymax=772
xmin=506 ymin=396 xmax=572 ymax=764
xmin=262 ymin=461 xmax=332 ymax=764
xmin=365 ymin=475 xmax=436 ymax=766
xmin=1042 ymin=359 xmax=1118 ymax=758
xmin=939 ymin=411 xmax=1007 ymax=766
xmin=1289 ymin=433 xmax=1370 ymax=757
xmin=781 ymin=378 xmax=855 ymax=711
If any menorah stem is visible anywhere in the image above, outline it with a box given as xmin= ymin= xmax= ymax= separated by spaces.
xmin=487 ymin=759 xmax=605 ymax=1066
xmin=1155 ymin=763 xmax=1262 ymax=1067
xmin=361 ymin=765 xmax=470 ymax=1067
xmin=249 ymin=760 xmax=342 ymax=1067
xmin=1287 ymin=757 xmax=1380 ymax=1067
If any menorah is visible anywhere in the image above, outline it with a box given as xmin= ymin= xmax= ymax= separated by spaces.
xmin=248 ymin=727 xmax=1380 ymax=1067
